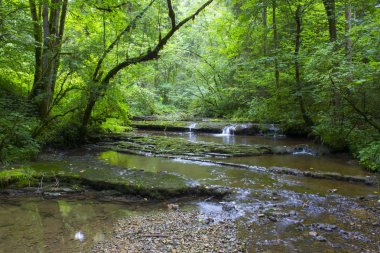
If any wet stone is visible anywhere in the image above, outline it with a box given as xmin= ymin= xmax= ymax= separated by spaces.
xmin=314 ymin=223 xmax=338 ymax=232
xmin=315 ymin=235 xmax=327 ymax=242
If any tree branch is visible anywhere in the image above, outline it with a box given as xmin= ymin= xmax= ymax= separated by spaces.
xmin=329 ymin=75 xmax=380 ymax=132
xmin=166 ymin=0 xmax=176 ymax=29
xmin=32 ymin=106 xmax=80 ymax=138
xmin=95 ymin=2 xmax=128 ymax=12
xmin=93 ymin=0 xmax=156 ymax=81
xmin=102 ymin=0 xmax=214 ymax=84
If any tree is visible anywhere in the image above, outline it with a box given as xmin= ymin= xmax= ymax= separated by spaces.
xmin=322 ymin=0 xmax=337 ymax=42
xmin=80 ymin=0 xmax=214 ymax=136
xmin=272 ymin=0 xmax=280 ymax=89
xmin=294 ymin=4 xmax=313 ymax=126
xmin=28 ymin=0 xmax=68 ymax=119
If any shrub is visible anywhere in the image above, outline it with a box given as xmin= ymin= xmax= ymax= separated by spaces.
xmin=357 ymin=141 xmax=380 ymax=172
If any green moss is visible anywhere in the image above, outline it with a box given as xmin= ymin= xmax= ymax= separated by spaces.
xmin=0 ymin=169 xmax=38 ymax=187
xmin=100 ymin=133 xmax=274 ymax=157
xmin=0 ymin=165 xmax=226 ymax=200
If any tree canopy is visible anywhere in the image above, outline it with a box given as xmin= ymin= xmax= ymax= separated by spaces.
xmin=0 ymin=0 xmax=379 ymax=170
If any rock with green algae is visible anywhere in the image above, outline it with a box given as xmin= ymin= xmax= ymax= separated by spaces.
xmin=131 ymin=120 xmax=263 ymax=134
xmin=0 ymin=167 xmax=230 ymax=200
xmin=91 ymin=133 xmax=279 ymax=158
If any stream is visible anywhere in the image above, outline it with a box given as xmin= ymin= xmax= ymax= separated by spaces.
xmin=1 ymin=130 xmax=379 ymax=252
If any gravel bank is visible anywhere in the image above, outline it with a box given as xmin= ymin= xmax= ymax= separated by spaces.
xmin=93 ymin=211 xmax=246 ymax=252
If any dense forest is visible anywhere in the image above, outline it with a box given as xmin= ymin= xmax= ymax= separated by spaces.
xmin=0 ymin=0 xmax=379 ymax=170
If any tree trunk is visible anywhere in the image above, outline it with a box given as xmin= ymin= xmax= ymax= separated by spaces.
xmin=28 ymin=0 xmax=68 ymax=119
xmin=29 ymin=0 xmax=43 ymax=98
xmin=345 ymin=2 xmax=352 ymax=62
xmin=262 ymin=1 xmax=267 ymax=55
xmin=272 ymin=0 xmax=279 ymax=89
xmin=295 ymin=5 xmax=313 ymax=126
xmin=80 ymin=97 xmax=97 ymax=140
xmin=0 ymin=0 xmax=4 ymax=36
xmin=322 ymin=0 xmax=337 ymax=42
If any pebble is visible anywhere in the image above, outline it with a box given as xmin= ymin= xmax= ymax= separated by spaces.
xmin=92 ymin=211 xmax=246 ymax=252
xmin=309 ymin=231 xmax=318 ymax=237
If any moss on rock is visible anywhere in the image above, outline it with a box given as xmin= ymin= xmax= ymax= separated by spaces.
xmin=0 ymin=167 xmax=230 ymax=200
xmin=91 ymin=133 xmax=296 ymax=158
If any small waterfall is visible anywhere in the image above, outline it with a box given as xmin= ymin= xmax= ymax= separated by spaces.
xmin=222 ymin=125 xmax=236 ymax=135
xmin=188 ymin=123 xmax=197 ymax=132
xmin=269 ymin=124 xmax=280 ymax=134
xmin=292 ymin=146 xmax=317 ymax=156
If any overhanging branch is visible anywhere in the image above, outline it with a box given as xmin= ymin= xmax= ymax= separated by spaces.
xmin=102 ymin=0 xmax=214 ymax=84
xmin=93 ymin=0 xmax=156 ymax=81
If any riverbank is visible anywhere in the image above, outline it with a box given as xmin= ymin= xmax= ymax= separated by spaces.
xmin=92 ymin=210 xmax=246 ymax=252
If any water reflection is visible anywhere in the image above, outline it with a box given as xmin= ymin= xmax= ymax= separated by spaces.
xmin=0 ymin=198 xmax=135 ymax=253
xmin=75 ymin=231 xmax=85 ymax=242
xmin=210 ymin=155 xmax=372 ymax=177
xmin=138 ymin=130 xmax=319 ymax=148
xmin=212 ymin=134 xmax=236 ymax=144
xmin=98 ymin=151 xmax=376 ymax=196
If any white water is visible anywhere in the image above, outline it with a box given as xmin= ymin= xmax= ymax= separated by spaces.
xmin=292 ymin=147 xmax=316 ymax=156
xmin=221 ymin=125 xmax=236 ymax=136
xmin=188 ymin=123 xmax=197 ymax=132
xmin=269 ymin=123 xmax=280 ymax=133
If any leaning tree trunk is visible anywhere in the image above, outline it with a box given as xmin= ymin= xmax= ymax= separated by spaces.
xmin=294 ymin=5 xmax=313 ymax=127
xmin=28 ymin=0 xmax=68 ymax=119
xmin=80 ymin=0 xmax=214 ymax=139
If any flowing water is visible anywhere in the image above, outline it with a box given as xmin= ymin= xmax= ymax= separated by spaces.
xmin=136 ymin=130 xmax=322 ymax=148
xmin=1 ymin=131 xmax=379 ymax=252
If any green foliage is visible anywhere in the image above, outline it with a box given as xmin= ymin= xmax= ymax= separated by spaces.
xmin=312 ymin=115 xmax=349 ymax=151
xmin=48 ymin=121 xmax=83 ymax=148
xmin=357 ymin=141 xmax=380 ymax=172
xmin=0 ymin=0 xmax=379 ymax=171
xmin=0 ymin=96 xmax=40 ymax=164
xmin=101 ymin=118 xmax=131 ymax=133
xmin=124 ymin=85 xmax=156 ymax=116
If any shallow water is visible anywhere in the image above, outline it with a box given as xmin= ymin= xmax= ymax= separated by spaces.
xmin=210 ymin=154 xmax=372 ymax=177
xmin=138 ymin=130 xmax=319 ymax=147
xmin=2 ymin=132 xmax=380 ymax=252
xmin=0 ymin=197 xmax=161 ymax=253
xmin=99 ymin=151 xmax=377 ymax=197
xmin=137 ymin=130 xmax=374 ymax=177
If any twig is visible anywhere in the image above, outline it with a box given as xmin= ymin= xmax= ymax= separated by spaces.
xmin=141 ymin=234 xmax=170 ymax=238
